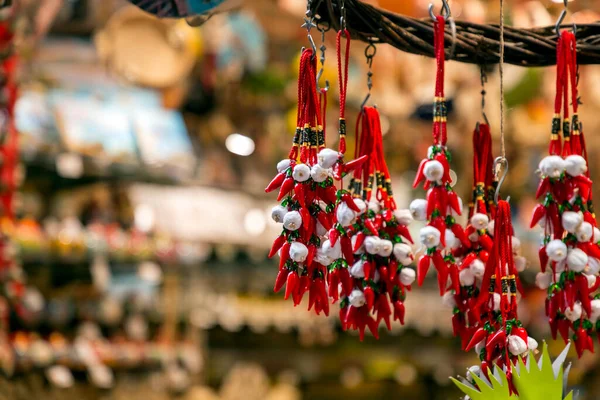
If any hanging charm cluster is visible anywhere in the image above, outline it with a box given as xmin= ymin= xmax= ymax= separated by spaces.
xmin=533 ymin=30 xmax=599 ymax=358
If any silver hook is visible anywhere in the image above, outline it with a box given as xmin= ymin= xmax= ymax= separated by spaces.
xmin=480 ymin=66 xmax=490 ymax=126
xmin=316 ymin=20 xmax=330 ymax=92
xmin=429 ymin=0 xmax=451 ymax=21
xmin=555 ymin=0 xmax=576 ymax=36
xmin=493 ymin=156 xmax=509 ymax=204
xmin=360 ymin=41 xmax=377 ymax=113
xmin=302 ymin=1 xmax=318 ymax=58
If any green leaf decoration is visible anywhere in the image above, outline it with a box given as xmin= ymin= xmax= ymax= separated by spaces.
xmin=452 ymin=342 xmax=575 ymax=400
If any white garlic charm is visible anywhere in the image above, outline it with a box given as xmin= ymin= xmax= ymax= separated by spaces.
xmin=442 ymin=291 xmax=456 ymax=309
xmin=545 ymin=239 xmax=568 ymax=262
xmin=469 ymin=259 xmax=485 ymax=278
xmin=507 ymin=335 xmax=528 ymax=356
xmin=409 ymin=199 xmax=428 ymax=221
xmin=514 ymin=256 xmax=527 ymax=273
xmin=535 ymin=272 xmax=552 ymax=290
xmin=364 ymin=236 xmax=382 ymax=255
xmin=393 ymin=243 xmax=414 ymax=266
xmin=459 ymin=268 xmax=475 ymax=286
xmin=271 ymin=205 xmax=288 ymax=223
xmin=590 ymin=299 xmax=600 ymax=323
xmin=420 ymin=226 xmax=441 ymax=248
xmin=562 ymin=211 xmax=583 ymax=233
xmin=423 ymin=160 xmax=445 ymax=182
xmin=322 ymin=239 xmax=342 ymax=260
xmin=470 ymin=213 xmax=489 ymax=231
xmin=292 ymin=164 xmax=311 ymax=182
xmin=564 ymin=302 xmax=582 ymax=321
xmin=378 ymin=239 xmax=394 ymax=257
xmin=336 ymin=203 xmax=356 ymax=227
xmin=289 ymin=242 xmax=309 ymax=262
xmin=310 ymin=164 xmax=329 ymax=183
xmin=539 ymin=155 xmax=566 ymax=179
xmin=576 ymin=222 xmax=593 ymax=242
xmin=564 ymin=155 xmax=587 ymax=177
xmin=567 ymin=248 xmax=588 ymax=272
xmin=400 ymin=268 xmax=416 ymax=286
xmin=277 ymin=159 xmax=291 ymax=173
xmin=527 ymin=337 xmax=539 ymax=351
xmin=283 ymin=211 xmax=302 ymax=231
xmin=394 ymin=209 xmax=414 ymax=226
xmin=349 ymin=289 xmax=366 ymax=307
xmin=350 ymin=260 xmax=365 ymax=278
xmin=317 ymin=149 xmax=340 ymax=169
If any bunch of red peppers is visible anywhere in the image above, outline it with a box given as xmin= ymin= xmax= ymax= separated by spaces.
xmin=532 ymin=30 xmax=600 ymax=357
xmin=336 ymin=105 xmax=415 ymax=340
xmin=412 ymin=16 xmax=468 ymax=296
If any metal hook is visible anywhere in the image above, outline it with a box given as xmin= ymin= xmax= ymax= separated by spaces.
xmin=360 ymin=41 xmax=377 ymax=113
xmin=316 ymin=20 xmax=330 ymax=92
xmin=480 ymin=66 xmax=490 ymax=126
xmin=555 ymin=0 xmax=577 ymax=36
xmin=428 ymin=0 xmax=451 ymax=21
xmin=493 ymin=156 xmax=509 ymax=204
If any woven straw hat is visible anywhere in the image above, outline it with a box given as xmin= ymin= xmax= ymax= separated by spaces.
xmin=95 ymin=6 xmax=200 ymax=88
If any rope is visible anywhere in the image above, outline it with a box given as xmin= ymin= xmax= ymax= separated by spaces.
xmin=499 ymin=0 xmax=505 ymax=160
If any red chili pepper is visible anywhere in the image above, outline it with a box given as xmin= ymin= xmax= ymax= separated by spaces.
xmin=269 ymin=235 xmax=287 ymax=259
xmin=465 ymin=327 xmax=487 ymax=351
xmin=430 ymin=218 xmax=446 ymax=247
xmin=485 ymin=330 xmax=506 ymax=358
xmin=363 ymin=261 xmax=372 ymax=281
xmin=584 ymin=211 xmax=597 ymax=228
xmin=536 ymin=177 xmax=550 ymax=199
xmin=342 ymin=155 xmax=368 ymax=176
xmin=341 ymin=236 xmax=354 ymax=264
xmin=395 ymin=225 xmax=413 ymax=243
xmin=364 ymin=287 xmax=375 ymax=309
xmin=353 ymin=232 xmax=366 ymax=252
xmin=586 ymin=243 xmax=600 ymax=259
xmin=432 ymin=251 xmax=448 ymax=295
xmin=265 ymin=172 xmax=286 ymax=193
xmin=434 ymin=153 xmax=451 ymax=184
xmin=362 ymin=220 xmax=378 ymax=236
xmin=451 ymin=314 xmax=462 ymax=339
xmin=478 ymin=233 xmax=493 ymax=252
xmin=294 ymin=183 xmax=306 ymax=208
xmin=530 ymin=204 xmax=547 ymax=228
xmin=393 ymin=300 xmax=405 ymax=324
xmin=339 ymin=306 xmax=349 ymax=330
xmin=317 ymin=211 xmax=332 ymax=231
xmin=376 ymin=295 xmax=392 ymax=330
xmin=284 ymin=271 xmax=298 ymax=300
xmin=329 ymin=227 xmax=340 ymax=246
xmin=379 ymin=266 xmax=389 ymax=285
xmin=450 ymin=224 xmax=470 ymax=249
xmin=548 ymin=202 xmax=563 ymax=237
xmin=277 ymin=177 xmax=295 ymax=201
xmin=382 ymin=209 xmax=393 ymax=223
xmin=427 ymin=188 xmax=439 ymax=217
xmin=274 ymin=269 xmax=288 ymax=293
xmin=316 ymin=278 xmax=329 ymax=316
xmin=342 ymin=192 xmax=361 ymax=212
xmin=366 ymin=315 xmax=380 ymax=339
xmin=447 ymin=191 xmax=462 ymax=215
xmin=438 ymin=190 xmax=448 ymax=218
xmin=479 ymin=250 xmax=489 ymax=262
xmin=412 ymin=159 xmax=428 ymax=188
xmin=339 ymin=268 xmax=354 ymax=296
xmin=576 ymin=275 xmax=592 ymax=315
xmin=574 ymin=328 xmax=592 ymax=357
xmin=279 ymin=242 xmax=291 ymax=270
xmin=417 ymin=255 xmax=431 ymax=286
xmin=557 ymin=319 xmax=571 ymax=344
xmin=511 ymin=326 xmax=528 ymax=342
xmin=294 ymin=275 xmax=308 ymax=306
xmin=460 ymin=253 xmax=477 ymax=271
xmin=319 ymin=185 xmax=338 ymax=204
xmin=449 ymin=263 xmax=460 ymax=293
xmin=539 ymin=246 xmax=549 ymax=273
xmin=333 ymin=163 xmax=342 ymax=181
xmin=328 ymin=269 xmax=339 ymax=301
xmin=308 ymin=281 xmax=317 ymax=311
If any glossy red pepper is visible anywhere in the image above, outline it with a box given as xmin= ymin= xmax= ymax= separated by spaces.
xmin=316 ymin=278 xmax=329 ymax=316
xmin=539 ymin=246 xmax=549 ymax=273
xmin=478 ymin=233 xmax=493 ymax=252
xmin=479 ymin=250 xmax=489 ymax=263
xmin=465 ymin=327 xmax=487 ymax=351
xmin=450 ymin=224 xmax=470 ymax=248
xmin=576 ymin=275 xmax=592 ymax=315
xmin=363 ymin=261 xmax=373 ymax=281
xmin=412 ymin=158 xmax=428 ymax=188
xmin=339 ymin=306 xmax=349 ymax=330
xmin=485 ymin=330 xmax=506 ymax=358
xmin=277 ymin=177 xmax=295 ymax=201
xmin=284 ymin=271 xmax=298 ymax=300
xmin=269 ymin=235 xmax=287 ymax=259
xmin=395 ymin=225 xmax=413 ymax=243
xmin=438 ymin=189 xmax=448 ymax=218
xmin=328 ymin=269 xmax=339 ymax=301
xmin=366 ymin=315 xmax=380 ymax=339
xmin=329 ymin=228 xmax=340 ymax=246
xmin=342 ymin=155 xmax=368 ymax=177
xmin=364 ymin=219 xmax=379 ymax=236
xmin=447 ymin=191 xmax=462 ymax=215
xmin=549 ymin=317 xmax=558 ymax=340
xmin=353 ymin=231 xmax=366 ymax=252
xmin=379 ymin=266 xmax=389 ymax=285
xmin=557 ymin=319 xmax=571 ymax=343
xmin=433 ymin=153 xmax=451 ymax=183
xmin=274 ymin=269 xmax=289 ymax=293
xmin=341 ymin=192 xmax=361 ymax=212
xmin=339 ymin=268 xmax=353 ymax=296
xmin=279 ymin=242 xmax=291 ymax=270
xmin=340 ymin=236 xmax=354 ymax=264
xmin=417 ymin=255 xmax=431 ymax=286
xmin=364 ymin=287 xmax=375 ymax=310
xmin=430 ymin=218 xmax=446 ymax=247
xmin=388 ymin=261 xmax=398 ymax=284
xmin=427 ymin=187 xmax=439 ymax=217
xmin=451 ymin=314 xmax=462 ymax=339
xmin=294 ymin=183 xmax=306 ymax=208
xmin=376 ymin=295 xmax=392 ymax=330
xmin=432 ymin=251 xmax=448 ymax=295
xmin=530 ymin=204 xmax=547 ymax=228
xmin=317 ymin=211 xmax=332 ymax=231
xmin=535 ymin=177 xmax=550 ymax=199
xmin=393 ymin=300 xmax=405 ymax=324
xmin=460 ymin=253 xmax=477 ymax=271
xmin=265 ymin=172 xmax=286 ymax=193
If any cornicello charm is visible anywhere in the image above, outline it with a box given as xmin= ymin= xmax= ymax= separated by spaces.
xmin=467 ymin=200 xmax=536 ymax=394
xmin=532 ymin=30 xmax=600 ymax=357
xmin=337 ymin=105 xmax=415 ymax=340
xmin=412 ymin=16 xmax=467 ymax=296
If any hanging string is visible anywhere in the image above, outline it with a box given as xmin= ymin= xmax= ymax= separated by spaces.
xmin=499 ymin=0 xmax=506 ymax=160
xmin=336 ymin=28 xmax=351 ymax=156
